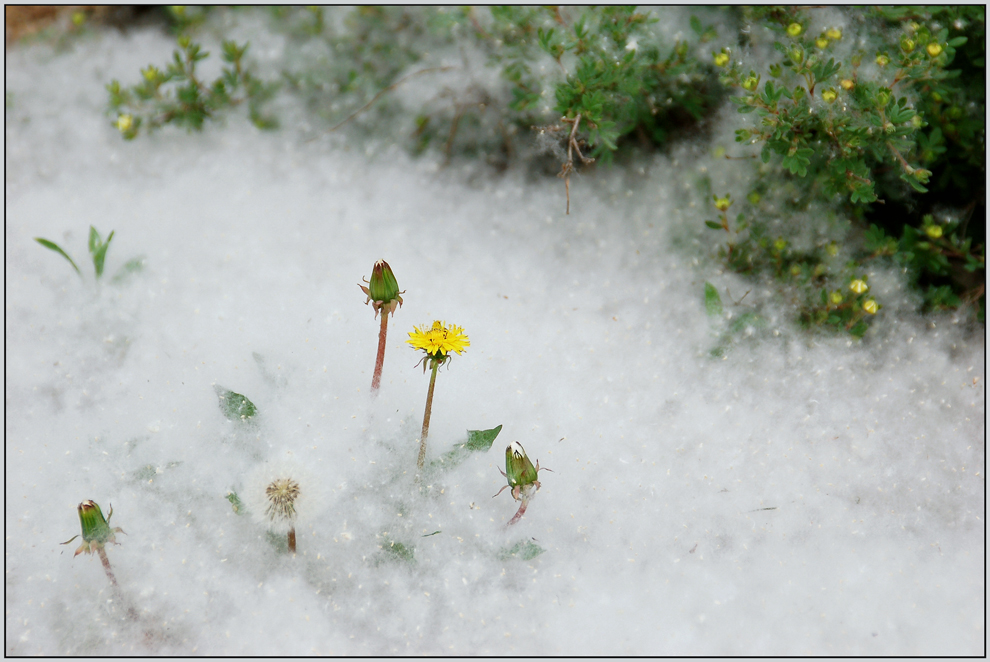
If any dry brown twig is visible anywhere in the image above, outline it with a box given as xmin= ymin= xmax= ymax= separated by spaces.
xmin=557 ymin=113 xmax=595 ymax=214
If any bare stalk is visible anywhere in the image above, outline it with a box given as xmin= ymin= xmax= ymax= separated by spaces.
xmin=97 ymin=547 xmax=118 ymax=587
xmin=506 ymin=499 xmax=529 ymax=527
xmin=417 ymin=362 xmax=440 ymax=470
xmin=371 ymin=313 xmax=388 ymax=393
xmin=288 ymin=527 xmax=297 ymax=554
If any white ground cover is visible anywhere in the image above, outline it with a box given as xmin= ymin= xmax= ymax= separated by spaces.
xmin=5 ymin=17 xmax=984 ymax=656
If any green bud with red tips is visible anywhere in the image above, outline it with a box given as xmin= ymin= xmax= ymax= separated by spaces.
xmin=61 ymin=500 xmax=124 ymax=557
xmin=359 ymin=259 xmax=404 ymax=318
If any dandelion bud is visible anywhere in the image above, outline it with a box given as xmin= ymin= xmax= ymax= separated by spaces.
xmin=850 ymin=279 xmax=868 ymax=294
xmin=62 ymin=500 xmax=124 ymax=557
xmin=787 ymin=23 xmax=803 ymax=37
xmin=502 ymin=441 xmax=541 ymax=501
xmin=360 ymin=259 xmax=404 ymax=318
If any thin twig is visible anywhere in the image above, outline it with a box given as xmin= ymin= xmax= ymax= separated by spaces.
xmin=327 ymin=66 xmax=456 ymax=134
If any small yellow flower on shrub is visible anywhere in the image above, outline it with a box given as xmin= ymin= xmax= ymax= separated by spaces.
xmin=863 ymin=299 xmax=879 ymax=315
xmin=926 ymin=42 xmax=943 ymax=57
xmin=713 ymin=194 xmax=732 ymax=212
xmin=840 ymin=79 xmax=855 ymax=91
xmin=925 ymin=225 xmax=943 ymax=239
xmin=830 ymin=290 xmax=843 ymax=304
xmin=815 ymin=36 xmax=829 ymax=49
xmin=115 ymin=114 xmax=133 ymax=133
xmin=826 ymin=27 xmax=842 ymax=40
xmin=714 ymin=51 xmax=730 ymax=67
xmin=850 ymin=279 xmax=868 ymax=294
xmin=742 ymin=75 xmax=760 ymax=91
xmin=821 ymin=88 xmax=838 ymax=103
xmin=787 ymin=23 xmax=802 ymax=37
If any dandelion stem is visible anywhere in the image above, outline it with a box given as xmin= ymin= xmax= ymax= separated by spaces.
xmin=417 ymin=361 xmax=440 ymax=470
xmin=506 ymin=498 xmax=529 ymax=527
xmin=97 ymin=547 xmax=118 ymax=587
xmin=288 ymin=527 xmax=297 ymax=554
xmin=371 ymin=312 xmax=388 ymax=393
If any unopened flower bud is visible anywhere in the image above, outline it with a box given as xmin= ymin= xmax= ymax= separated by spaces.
xmin=115 ymin=114 xmax=133 ymax=133
xmin=830 ymin=290 xmax=844 ymax=304
xmin=826 ymin=27 xmax=842 ymax=40
xmin=62 ymin=500 xmax=124 ymax=557
xmin=901 ymin=38 xmax=916 ymax=53
xmin=925 ymin=225 xmax=943 ymax=239
xmin=850 ymin=279 xmax=868 ymax=294
xmin=774 ymin=237 xmax=787 ymax=251
xmin=360 ymin=259 xmax=404 ymax=318
xmin=743 ymin=75 xmax=760 ymax=91
xmin=876 ymin=53 xmax=890 ymax=67
xmin=815 ymin=36 xmax=829 ymax=49
xmin=911 ymin=114 xmax=924 ymax=128
xmin=787 ymin=23 xmax=803 ymax=37
xmin=926 ymin=42 xmax=943 ymax=57
xmin=822 ymin=88 xmax=838 ymax=103
xmin=713 ymin=194 xmax=732 ymax=212
xmin=714 ymin=51 xmax=730 ymax=67
xmin=840 ymin=79 xmax=855 ymax=91
xmin=863 ymin=299 xmax=879 ymax=314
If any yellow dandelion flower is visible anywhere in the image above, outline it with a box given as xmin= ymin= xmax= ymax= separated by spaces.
xmin=408 ymin=320 xmax=469 ymax=360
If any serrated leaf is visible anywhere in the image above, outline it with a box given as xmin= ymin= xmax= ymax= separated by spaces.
xmin=497 ymin=540 xmax=545 ymax=561
xmin=111 ymin=257 xmax=146 ymax=283
xmin=34 ymin=238 xmax=82 ymax=275
xmin=429 ymin=424 xmax=502 ymax=473
xmin=215 ymin=385 xmax=258 ymax=421
xmin=704 ymin=282 xmax=723 ymax=317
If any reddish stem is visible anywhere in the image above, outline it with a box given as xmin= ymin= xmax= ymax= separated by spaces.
xmin=288 ymin=527 xmax=297 ymax=554
xmin=371 ymin=313 xmax=388 ymax=393
xmin=97 ymin=547 xmax=118 ymax=587
xmin=506 ymin=499 xmax=529 ymax=527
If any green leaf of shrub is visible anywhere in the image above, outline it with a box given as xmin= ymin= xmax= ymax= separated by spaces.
xmin=704 ymin=282 xmax=723 ymax=317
